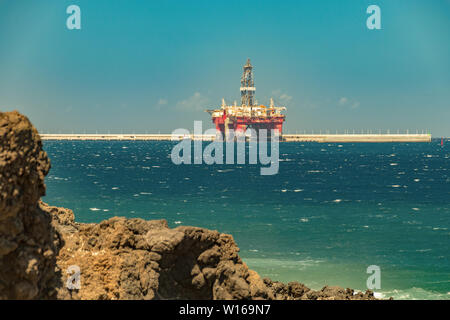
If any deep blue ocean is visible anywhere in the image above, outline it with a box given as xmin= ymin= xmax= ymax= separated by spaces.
xmin=42 ymin=140 xmax=449 ymax=300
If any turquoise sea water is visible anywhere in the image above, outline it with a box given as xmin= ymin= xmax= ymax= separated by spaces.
xmin=42 ymin=140 xmax=449 ymax=300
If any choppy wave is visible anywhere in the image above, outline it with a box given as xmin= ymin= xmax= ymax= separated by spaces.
xmin=379 ymin=287 xmax=450 ymax=300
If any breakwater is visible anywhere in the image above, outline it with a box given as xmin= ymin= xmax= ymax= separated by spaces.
xmin=40 ymin=133 xmax=432 ymax=142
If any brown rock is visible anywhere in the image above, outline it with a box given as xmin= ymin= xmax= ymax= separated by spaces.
xmin=0 ymin=111 xmax=62 ymax=299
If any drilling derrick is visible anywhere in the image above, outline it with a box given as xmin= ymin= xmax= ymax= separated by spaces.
xmin=240 ymin=59 xmax=255 ymax=107
xmin=206 ymin=59 xmax=286 ymax=140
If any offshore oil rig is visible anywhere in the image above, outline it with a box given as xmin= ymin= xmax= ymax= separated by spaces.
xmin=39 ymin=58 xmax=431 ymax=143
xmin=206 ymin=59 xmax=286 ymax=139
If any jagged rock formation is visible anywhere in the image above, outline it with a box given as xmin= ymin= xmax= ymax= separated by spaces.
xmin=47 ymin=202 xmax=376 ymax=300
xmin=0 ymin=111 xmax=62 ymax=299
xmin=0 ymin=110 xmax=377 ymax=300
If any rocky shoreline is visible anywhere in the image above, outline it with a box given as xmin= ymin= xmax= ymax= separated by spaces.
xmin=0 ymin=111 xmax=377 ymax=300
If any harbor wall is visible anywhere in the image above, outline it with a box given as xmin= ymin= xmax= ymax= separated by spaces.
xmin=282 ymin=134 xmax=431 ymax=143
xmin=41 ymin=133 xmax=432 ymax=143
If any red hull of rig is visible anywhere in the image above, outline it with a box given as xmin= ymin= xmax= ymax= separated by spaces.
xmin=206 ymin=59 xmax=286 ymax=138
xmin=212 ymin=113 xmax=285 ymax=135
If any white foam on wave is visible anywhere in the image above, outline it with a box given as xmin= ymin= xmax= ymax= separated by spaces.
xmin=242 ymin=257 xmax=324 ymax=270
xmin=89 ymin=208 xmax=101 ymax=211
xmin=381 ymin=287 xmax=449 ymax=300
xmin=373 ymin=292 xmax=384 ymax=299
xmin=50 ymin=176 xmax=68 ymax=181
xmin=217 ymin=169 xmax=234 ymax=173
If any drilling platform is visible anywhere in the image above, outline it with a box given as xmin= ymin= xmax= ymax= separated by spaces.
xmin=39 ymin=59 xmax=431 ymax=143
xmin=206 ymin=59 xmax=286 ymax=139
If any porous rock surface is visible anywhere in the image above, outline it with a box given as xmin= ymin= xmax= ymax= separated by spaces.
xmin=0 ymin=111 xmax=61 ymax=299
xmin=0 ymin=111 xmax=376 ymax=300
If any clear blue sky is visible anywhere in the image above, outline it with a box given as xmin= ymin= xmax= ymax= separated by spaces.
xmin=0 ymin=0 xmax=449 ymax=136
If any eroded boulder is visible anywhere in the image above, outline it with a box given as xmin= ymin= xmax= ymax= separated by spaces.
xmin=0 ymin=111 xmax=62 ymax=299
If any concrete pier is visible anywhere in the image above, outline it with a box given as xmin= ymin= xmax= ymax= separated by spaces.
xmin=41 ymin=133 xmax=431 ymax=142
xmin=282 ymin=133 xmax=431 ymax=143
xmin=39 ymin=134 xmax=216 ymax=141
